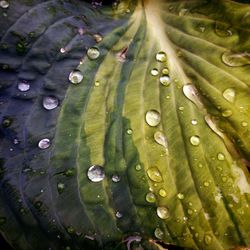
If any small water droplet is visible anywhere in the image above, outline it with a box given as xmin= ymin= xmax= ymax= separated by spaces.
xmin=178 ymin=106 xmax=184 ymax=111
xmin=190 ymin=135 xmax=200 ymax=146
xmin=60 ymin=47 xmax=66 ymax=53
xmin=38 ymin=138 xmax=50 ymax=149
xmin=147 ymin=167 xmax=163 ymax=182
xmin=160 ymin=75 xmax=171 ymax=86
xmin=17 ymin=81 xmax=30 ymax=92
xmin=151 ymin=68 xmax=159 ymax=76
xmin=112 ymin=174 xmax=120 ymax=183
xmin=215 ymin=22 xmax=232 ymax=37
xmin=187 ymin=209 xmax=193 ymax=215
xmin=203 ymin=181 xmax=210 ymax=187
xmin=43 ymin=96 xmax=59 ymax=110
xmin=191 ymin=119 xmax=198 ymax=125
xmin=0 ymin=0 xmax=9 ymax=8
xmin=135 ymin=164 xmax=142 ymax=171
xmin=13 ymin=138 xmax=19 ymax=144
xmin=177 ymin=193 xmax=185 ymax=200
xmin=87 ymin=165 xmax=105 ymax=182
xmin=126 ymin=129 xmax=133 ymax=135
xmin=241 ymin=121 xmax=248 ymax=127
xmin=87 ymin=47 xmax=100 ymax=60
xmin=159 ymin=188 xmax=167 ymax=197
xmin=194 ymin=232 xmax=199 ymax=238
xmin=154 ymin=131 xmax=168 ymax=148
xmin=154 ymin=228 xmax=164 ymax=239
xmin=156 ymin=51 xmax=167 ymax=62
xmin=204 ymin=234 xmax=213 ymax=245
xmin=222 ymin=50 xmax=250 ymax=67
xmin=146 ymin=192 xmax=156 ymax=203
xmin=221 ymin=109 xmax=232 ymax=117
xmin=57 ymin=182 xmax=65 ymax=193
xmin=217 ymin=153 xmax=225 ymax=161
xmin=198 ymin=24 xmax=206 ymax=32
xmin=156 ymin=206 xmax=169 ymax=219
xmin=222 ymin=88 xmax=235 ymax=103
xmin=145 ymin=110 xmax=161 ymax=127
xmin=115 ymin=211 xmax=123 ymax=218
xmin=178 ymin=8 xmax=188 ymax=16
xmin=94 ymin=80 xmax=100 ymax=87
xmin=69 ymin=70 xmax=83 ymax=84
xmin=162 ymin=68 xmax=169 ymax=75
xmin=93 ymin=33 xmax=103 ymax=43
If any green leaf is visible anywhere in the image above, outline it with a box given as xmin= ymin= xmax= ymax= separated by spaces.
xmin=0 ymin=0 xmax=249 ymax=249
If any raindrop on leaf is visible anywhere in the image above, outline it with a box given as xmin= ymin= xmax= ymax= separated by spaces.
xmin=87 ymin=165 xmax=105 ymax=182
xmin=145 ymin=110 xmax=161 ymax=127
xmin=157 ymin=207 xmax=169 ymax=219
xmin=87 ymin=47 xmax=100 ymax=60
xmin=43 ymin=96 xmax=59 ymax=110
xmin=38 ymin=138 xmax=50 ymax=149
xmin=222 ymin=50 xmax=250 ymax=67
xmin=69 ymin=70 xmax=83 ymax=84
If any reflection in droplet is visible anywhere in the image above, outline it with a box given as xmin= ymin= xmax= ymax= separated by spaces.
xmin=115 ymin=211 xmax=123 ymax=218
xmin=217 ymin=153 xmax=225 ymax=161
xmin=87 ymin=47 xmax=100 ymax=60
xmin=159 ymin=188 xmax=167 ymax=197
xmin=146 ymin=192 xmax=156 ymax=203
xmin=145 ymin=110 xmax=161 ymax=127
xmin=154 ymin=228 xmax=164 ymax=239
xmin=156 ymin=51 xmax=167 ymax=62
xmin=154 ymin=131 xmax=168 ymax=148
xmin=222 ymin=109 xmax=233 ymax=117
xmin=190 ymin=135 xmax=200 ymax=146
xmin=160 ymin=75 xmax=171 ymax=86
xmin=112 ymin=174 xmax=120 ymax=183
xmin=87 ymin=165 xmax=105 ymax=182
xmin=151 ymin=68 xmax=159 ymax=76
xmin=43 ymin=96 xmax=59 ymax=110
xmin=147 ymin=167 xmax=163 ymax=182
xmin=135 ymin=164 xmax=142 ymax=171
xmin=18 ymin=81 xmax=30 ymax=92
xmin=222 ymin=88 xmax=235 ymax=103
xmin=69 ymin=70 xmax=83 ymax=84
xmin=157 ymin=206 xmax=169 ymax=219
xmin=222 ymin=50 xmax=250 ymax=67
xmin=126 ymin=129 xmax=133 ymax=135
xmin=177 ymin=193 xmax=185 ymax=200
xmin=38 ymin=138 xmax=50 ymax=149
xmin=0 ymin=0 xmax=9 ymax=8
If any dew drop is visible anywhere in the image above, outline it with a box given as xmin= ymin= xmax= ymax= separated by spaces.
xmin=38 ymin=138 xmax=50 ymax=149
xmin=198 ymin=24 xmax=206 ymax=32
xmin=156 ymin=51 xmax=167 ymax=62
xmin=215 ymin=22 xmax=232 ymax=37
xmin=222 ymin=50 xmax=250 ymax=67
xmin=146 ymin=192 xmax=156 ymax=203
xmin=60 ymin=47 xmax=66 ymax=53
xmin=87 ymin=165 xmax=105 ymax=182
xmin=69 ymin=70 xmax=83 ymax=84
xmin=0 ymin=0 xmax=9 ymax=8
xmin=221 ymin=109 xmax=232 ymax=117
xmin=151 ymin=68 xmax=159 ymax=76
xmin=17 ymin=81 xmax=30 ymax=92
xmin=147 ymin=167 xmax=163 ymax=182
xmin=156 ymin=207 xmax=169 ymax=219
xmin=241 ymin=121 xmax=248 ymax=127
xmin=178 ymin=8 xmax=188 ymax=16
xmin=154 ymin=131 xmax=168 ymax=148
xmin=159 ymin=188 xmax=167 ymax=197
xmin=115 ymin=211 xmax=123 ymax=218
xmin=203 ymin=181 xmax=210 ymax=187
xmin=87 ymin=47 xmax=100 ymax=60
xmin=160 ymin=75 xmax=171 ymax=86
xmin=222 ymin=88 xmax=235 ymax=103
xmin=145 ymin=110 xmax=161 ymax=127
xmin=191 ymin=119 xmax=198 ymax=125
xmin=43 ymin=96 xmax=59 ymax=110
xmin=204 ymin=234 xmax=213 ymax=245
xmin=183 ymin=84 xmax=202 ymax=108
xmin=217 ymin=153 xmax=225 ymax=161
xmin=94 ymin=80 xmax=100 ymax=87
xmin=57 ymin=182 xmax=65 ymax=194
xmin=187 ymin=209 xmax=193 ymax=215
xmin=154 ymin=228 xmax=164 ymax=239
xmin=135 ymin=164 xmax=142 ymax=171
xmin=93 ymin=33 xmax=103 ymax=43
xmin=126 ymin=129 xmax=133 ymax=135
xmin=177 ymin=193 xmax=185 ymax=200
xmin=190 ymin=135 xmax=200 ymax=146
xmin=112 ymin=174 xmax=120 ymax=183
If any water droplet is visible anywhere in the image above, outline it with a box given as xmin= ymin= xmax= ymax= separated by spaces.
xmin=217 ymin=153 xmax=225 ymax=161
xmin=198 ymin=24 xmax=206 ymax=32
xmin=115 ymin=211 xmax=123 ymax=218
xmin=178 ymin=106 xmax=184 ymax=111
xmin=156 ymin=206 xmax=169 ymax=219
xmin=146 ymin=192 xmax=156 ymax=203
xmin=190 ymin=135 xmax=200 ymax=146
xmin=43 ymin=96 xmax=59 ymax=110
xmin=160 ymin=75 xmax=171 ymax=86
xmin=159 ymin=188 xmax=167 ymax=197
xmin=94 ymin=80 xmax=100 ymax=87
xmin=126 ymin=129 xmax=133 ymax=135
xmin=162 ymin=68 xmax=169 ymax=75
xmin=178 ymin=8 xmax=188 ymax=16
xmin=87 ymin=47 xmax=100 ymax=60
xmin=78 ymin=27 xmax=85 ymax=35
xmin=145 ymin=110 xmax=161 ymax=127
xmin=222 ymin=50 xmax=250 ymax=67
xmin=191 ymin=119 xmax=198 ymax=125
xmin=183 ymin=84 xmax=202 ymax=108
xmin=177 ymin=193 xmax=185 ymax=200
xmin=187 ymin=209 xmax=193 ymax=215
xmin=135 ymin=164 xmax=142 ymax=171
xmin=156 ymin=51 xmax=167 ymax=62
xmin=222 ymin=88 xmax=235 ymax=103
xmin=151 ymin=68 xmax=159 ymax=76
xmin=203 ymin=181 xmax=210 ymax=187
xmin=154 ymin=228 xmax=164 ymax=239
xmin=87 ymin=165 xmax=105 ymax=182
xmin=112 ymin=174 xmax=120 ymax=183
xmin=154 ymin=131 xmax=168 ymax=148
xmin=147 ymin=167 xmax=163 ymax=182
xmin=57 ymin=183 xmax=65 ymax=193
xmin=17 ymin=81 xmax=30 ymax=92
xmin=215 ymin=22 xmax=232 ymax=37
xmin=241 ymin=121 xmax=248 ymax=127
xmin=60 ymin=47 xmax=66 ymax=53
xmin=204 ymin=234 xmax=213 ymax=245
xmin=69 ymin=70 xmax=83 ymax=84
xmin=221 ymin=109 xmax=232 ymax=117
xmin=0 ymin=0 xmax=9 ymax=8
xmin=38 ymin=138 xmax=50 ymax=149
xmin=93 ymin=33 xmax=103 ymax=43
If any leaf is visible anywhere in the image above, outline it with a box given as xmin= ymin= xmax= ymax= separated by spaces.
xmin=0 ymin=0 xmax=250 ymax=250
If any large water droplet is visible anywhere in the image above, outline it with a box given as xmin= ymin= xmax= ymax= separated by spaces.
xmin=190 ymin=135 xmax=200 ymax=146
xmin=151 ymin=68 xmax=159 ymax=76
xmin=222 ymin=88 xmax=235 ymax=103
xmin=38 ymin=138 xmax=50 ymax=149
xmin=156 ymin=207 xmax=169 ymax=219
xmin=18 ymin=81 xmax=30 ymax=92
xmin=154 ymin=131 xmax=168 ymax=149
xmin=43 ymin=96 xmax=58 ymax=111
xmin=154 ymin=228 xmax=164 ymax=239
xmin=156 ymin=51 xmax=167 ymax=62
xmin=183 ymin=84 xmax=202 ymax=108
xmin=222 ymin=51 xmax=250 ymax=67
xmin=147 ymin=167 xmax=163 ymax=182
xmin=146 ymin=192 xmax=156 ymax=203
xmin=215 ymin=22 xmax=232 ymax=37
xmin=69 ymin=70 xmax=83 ymax=84
xmin=87 ymin=165 xmax=105 ymax=182
xmin=87 ymin=47 xmax=100 ymax=60
xmin=160 ymin=75 xmax=171 ymax=86
xmin=0 ymin=0 xmax=9 ymax=8
xmin=145 ymin=110 xmax=161 ymax=127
